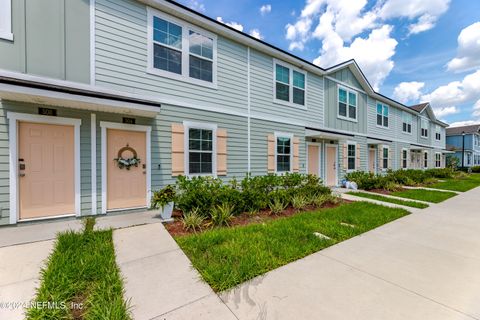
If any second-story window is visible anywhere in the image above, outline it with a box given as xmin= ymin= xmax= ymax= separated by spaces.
xmin=435 ymin=125 xmax=441 ymax=141
xmin=338 ymin=87 xmax=357 ymax=121
xmin=402 ymin=112 xmax=412 ymax=133
xmin=274 ymin=63 xmax=306 ymax=106
xmin=421 ymin=119 xmax=429 ymax=138
xmin=148 ymin=10 xmax=217 ymax=85
xmin=376 ymin=103 xmax=389 ymax=127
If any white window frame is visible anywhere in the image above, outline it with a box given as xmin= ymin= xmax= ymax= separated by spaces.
xmin=147 ymin=8 xmax=218 ymax=89
xmin=346 ymin=141 xmax=357 ymax=172
xmin=435 ymin=125 xmax=441 ymax=141
xmin=401 ymin=112 xmax=412 ymax=134
xmin=424 ymin=151 xmax=429 ymax=168
xmin=421 ymin=119 xmax=429 ymax=138
xmin=274 ymin=131 xmax=294 ymax=174
xmin=467 ymin=153 xmax=471 ymax=166
xmin=0 ymin=0 xmax=13 ymax=41
xmin=376 ymin=102 xmax=389 ymax=128
xmin=382 ymin=145 xmax=389 ymax=171
xmin=337 ymin=85 xmax=358 ymax=122
xmin=435 ymin=152 xmax=441 ymax=168
xmin=183 ymin=121 xmax=217 ymax=177
xmin=401 ymin=148 xmax=409 ymax=169
xmin=272 ymin=59 xmax=307 ymax=109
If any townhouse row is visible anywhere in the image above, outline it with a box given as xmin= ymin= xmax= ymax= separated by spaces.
xmin=0 ymin=0 xmax=448 ymax=224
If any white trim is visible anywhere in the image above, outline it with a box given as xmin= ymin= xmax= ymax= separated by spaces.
xmin=90 ymin=114 xmax=97 ymax=215
xmin=325 ymin=143 xmax=339 ymax=186
xmin=274 ymin=131 xmax=294 ymax=174
xmin=90 ymin=0 xmax=96 ymax=85
xmin=375 ymin=101 xmax=389 ymax=129
xmin=401 ymin=148 xmax=409 ymax=169
xmin=345 ymin=141 xmax=357 ymax=172
xmin=183 ymin=121 xmax=217 ymax=177
xmin=7 ymin=112 xmax=82 ymax=224
xmin=247 ymin=47 xmax=251 ymax=172
xmin=381 ymin=145 xmax=390 ymax=171
xmin=337 ymin=84 xmax=358 ymax=123
xmin=0 ymin=0 xmax=13 ymax=41
xmin=99 ymin=121 xmax=152 ymax=213
xmin=435 ymin=152 xmax=442 ymax=168
xmin=272 ymin=59 xmax=307 ymax=109
xmin=146 ymin=7 xmax=218 ymax=89
xmin=306 ymin=142 xmax=322 ymax=176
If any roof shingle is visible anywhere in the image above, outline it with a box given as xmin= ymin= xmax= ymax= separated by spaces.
xmin=446 ymin=124 xmax=480 ymax=135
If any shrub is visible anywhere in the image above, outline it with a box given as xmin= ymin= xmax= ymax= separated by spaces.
xmin=312 ymin=194 xmax=328 ymax=207
xmin=470 ymin=166 xmax=480 ymax=173
xmin=291 ymin=194 xmax=308 ymax=210
xmin=425 ymin=168 xmax=455 ymax=179
xmin=151 ymin=184 xmax=176 ymax=210
xmin=182 ymin=209 xmax=205 ymax=232
xmin=82 ymin=216 xmax=96 ymax=233
xmin=175 ymin=176 xmax=223 ymax=217
xmin=269 ymin=197 xmax=287 ymax=215
xmin=208 ymin=203 xmax=235 ymax=227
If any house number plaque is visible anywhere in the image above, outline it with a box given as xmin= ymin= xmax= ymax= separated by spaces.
xmin=38 ymin=107 xmax=57 ymax=116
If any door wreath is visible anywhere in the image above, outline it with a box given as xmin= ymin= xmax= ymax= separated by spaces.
xmin=114 ymin=145 xmax=141 ymax=170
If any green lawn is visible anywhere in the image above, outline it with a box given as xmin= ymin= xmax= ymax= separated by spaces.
xmin=391 ymin=188 xmax=457 ymax=203
xmin=430 ymin=174 xmax=480 ymax=192
xmin=26 ymin=227 xmax=131 ymax=320
xmin=175 ymin=202 xmax=409 ymax=292
xmin=347 ymin=191 xmax=429 ymax=208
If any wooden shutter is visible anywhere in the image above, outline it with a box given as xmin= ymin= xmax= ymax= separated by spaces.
xmin=343 ymin=143 xmax=348 ymax=170
xmin=388 ymin=147 xmax=393 ymax=169
xmin=356 ymin=144 xmax=361 ymax=170
xmin=267 ymin=134 xmax=275 ymax=173
xmin=217 ymin=129 xmax=227 ymax=176
xmin=171 ymin=123 xmax=184 ymax=176
xmin=293 ymin=137 xmax=300 ymax=172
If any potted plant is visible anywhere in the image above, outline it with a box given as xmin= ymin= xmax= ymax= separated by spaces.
xmin=151 ymin=185 xmax=176 ymax=220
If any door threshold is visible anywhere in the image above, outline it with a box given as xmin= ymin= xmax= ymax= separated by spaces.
xmin=19 ymin=213 xmax=76 ymax=223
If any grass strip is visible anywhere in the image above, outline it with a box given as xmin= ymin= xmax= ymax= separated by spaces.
xmin=391 ymin=188 xmax=456 ymax=203
xmin=26 ymin=229 xmax=131 ymax=320
xmin=346 ymin=191 xmax=429 ymax=208
xmin=175 ymin=202 xmax=409 ymax=292
xmin=430 ymin=174 xmax=480 ymax=192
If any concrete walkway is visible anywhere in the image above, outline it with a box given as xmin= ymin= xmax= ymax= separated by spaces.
xmin=113 ymin=223 xmax=237 ymax=320
xmin=221 ymin=187 xmax=480 ymax=320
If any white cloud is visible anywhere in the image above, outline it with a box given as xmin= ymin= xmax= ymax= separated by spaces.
xmin=216 ymin=17 xmax=244 ymax=32
xmin=249 ymin=29 xmax=263 ymax=40
xmin=408 ymin=14 xmax=436 ymax=35
xmin=473 ymin=99 xmax=480 ymax=117
xmin=447 ymin=22 xmax=480 ymax=72
xmin=260 ymin=4 xmax=271 ymax=15
xmin=392 ymin=81 xmax=425 ymax=103
xmin=186 ymin=0 xmax=205 ymax=12
xmin=313 ymin=25 xmax=398 ymax=90
xmin=449 ymin=120 xmax=480 ymax=127
xmin=433 ymin=106 xmax=459 ymax=117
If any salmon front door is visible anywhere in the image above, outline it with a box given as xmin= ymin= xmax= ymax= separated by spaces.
xmin=325 ymin=145 xmax=337 ymax=186
xmin=307 ymin=145 xmax=320 ymax=176
xmin=107 ymin=129 xmax=147 ymax=210
xmin=369 ymin=149 xmax=376 ymax=173
xmin=18 ymin=122 xmax=75 ymax=219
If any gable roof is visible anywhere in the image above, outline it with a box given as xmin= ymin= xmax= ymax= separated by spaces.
xmin=410 ymin=103 xmax=429 ymax=113
xmin=446 ymin=124 xmax=480 ymax=135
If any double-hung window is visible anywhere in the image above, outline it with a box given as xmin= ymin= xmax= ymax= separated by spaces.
xmin=148 ymin=9 xmax=216 ymax=85
xmin=435 ymin=153 xmax=441 ymax=168
xmin=338 ymin=87 xmax=357 ymax=121
xmin=424 ymin=151 xmax=428 ymax=168
xmin=435 ymin=125 xmax=441 ymax=141
xmin=0 ymin=0 xmax=13 ymax=41
xmin=276 ymin=135 xmax=292 ymax=172
xmin=402 ymin=112 xmax=412 ymax=133
xmin=376 ymin=103 xmax=389 ymax=127
xmin=187 ymin=127 xmax=214 ymax=175
xmin=347 ymin=144 xmax=356 ymax=171
xmin=274 ymin=62 xmax=306 ymax=106
xmin=402 ymin=149 xmax=408 ymax=169
xmin=421 ymin=119 xmax=429 ymax=138
xmin=383 ymin=147 xmax=389 ymax=169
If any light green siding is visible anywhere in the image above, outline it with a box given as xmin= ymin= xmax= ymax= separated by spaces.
xmin=0 ymin=0 xmax=90 ymax=83
xmin=330 ymin=68 xmax=363 ymax=91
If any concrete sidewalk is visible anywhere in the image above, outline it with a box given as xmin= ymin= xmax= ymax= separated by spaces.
xmin=221 ymin=187 xmax=480 ymax=320
xmin=113 ymin=223 xmax=237 ymax=320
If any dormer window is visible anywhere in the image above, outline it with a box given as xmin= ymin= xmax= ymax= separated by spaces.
xmin=421 ymin=119 xmax=429 ymax=138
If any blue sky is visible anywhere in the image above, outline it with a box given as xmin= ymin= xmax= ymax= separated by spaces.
xmin=178 ymin=0 xmax=480 ymax=127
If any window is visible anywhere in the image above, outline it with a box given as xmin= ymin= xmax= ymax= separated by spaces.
xmin=435 ymin=125 xmax=441 ymax=141
xmin=347 ymin=144 xmax=356 ymax=171
xmin=402 ymin=112 xmax=412 ymax=133
xmin=274 ymin=62 xmax=306 ymax=106
xmin=148 ymin=9 xmax=216 ymax=85
xmin=0 ymin=0 xmax=12 ymax=41
xmin=435 ymin=153 xmax=441 ymax=168
xmin=467 ymin=153 xmax=471 ymax=165
xmin=383 ymin=147 xmax=389 ymax=169
xmin=276 ymin=136 xmax=292 ymax=172
xmin=338 ymin=87 xmax=357 ymax=121
xmin=421 ymin=119 xmax=429 ymax=138
xmin=402 ymin=149 xmax=408 ymax=169
xmin=376 ymin=103 xmax=389 ymax=127
xmin=188 ymin=127 xmax=214 ymax=175
xmin=424 ymin=151 xmax=428 ymax=168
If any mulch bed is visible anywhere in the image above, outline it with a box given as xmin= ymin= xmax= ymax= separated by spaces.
xmin=165 ymin=200 xmax=349 ymax=237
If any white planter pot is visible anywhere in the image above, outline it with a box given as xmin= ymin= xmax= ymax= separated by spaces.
xmin=160 ymin=202 xmax=174 ymax=220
